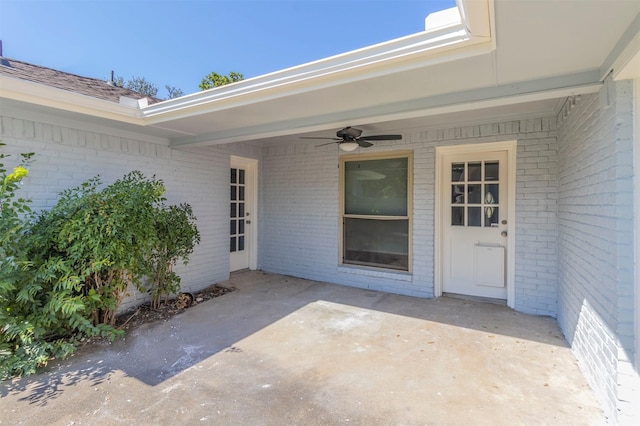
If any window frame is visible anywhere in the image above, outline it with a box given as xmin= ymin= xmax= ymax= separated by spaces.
xmin=339 ymin=150 xmax=413 ymax=272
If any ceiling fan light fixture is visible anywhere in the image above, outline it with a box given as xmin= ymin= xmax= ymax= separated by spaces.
xmin=302 ymin=126 xmax=401 ymax=150
xmin=339 ymin=141 xmax=359 ymax=152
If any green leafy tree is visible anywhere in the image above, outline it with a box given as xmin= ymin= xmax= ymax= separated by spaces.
xmin=199 ymin=71 xmax=244 ymax=90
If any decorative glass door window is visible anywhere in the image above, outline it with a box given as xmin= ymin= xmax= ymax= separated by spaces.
xmin=341 ymin=153 xmax=412 ymax=271
xmin=230 ymin=167 xmax=246 ymax=252
xmin=450 ymin=161 xmax=499 ymax=227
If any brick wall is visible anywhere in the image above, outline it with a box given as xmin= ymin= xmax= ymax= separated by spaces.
xmin=0 ymin=106 xmax=254 ymax=311
xmin=2 ymin=103 xmax=564 ymax=317
xmin=260 ymin=117 xmax=559 ymax=316
xmin=556 ymin=81 xmax=636 ymax=423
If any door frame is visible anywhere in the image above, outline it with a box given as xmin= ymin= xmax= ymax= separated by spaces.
xmin=434 ymin=140 xmax=517 ymax=308
xmin=230 ymin=155 xmax=258 ymax=271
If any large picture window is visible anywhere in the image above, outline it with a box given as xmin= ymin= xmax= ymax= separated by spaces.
xmin=340 ymin=152 xmax=412 ymax=271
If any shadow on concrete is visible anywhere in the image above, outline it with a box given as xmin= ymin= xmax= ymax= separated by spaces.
xmin=0 ymin=270 xmax=568 ymax=405
xmin=0 ymin=358 xmax=111 ymax=406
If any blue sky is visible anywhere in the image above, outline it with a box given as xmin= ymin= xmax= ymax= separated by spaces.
xmin=0 ymin=0 xmax=455 ymax=98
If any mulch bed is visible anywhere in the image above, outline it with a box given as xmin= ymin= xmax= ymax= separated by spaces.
xmin=114 ymin=284 xmax=235 ymax=332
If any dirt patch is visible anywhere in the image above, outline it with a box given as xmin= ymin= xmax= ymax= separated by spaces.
xmin=115 ymin=284 xmax=235 ymax=332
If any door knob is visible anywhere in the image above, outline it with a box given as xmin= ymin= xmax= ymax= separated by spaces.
xmin=501 ymin=231 xmax=507 ymax=237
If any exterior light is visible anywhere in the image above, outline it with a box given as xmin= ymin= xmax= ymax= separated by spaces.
xmin=339 ymin=142 xmax=359 ymax=152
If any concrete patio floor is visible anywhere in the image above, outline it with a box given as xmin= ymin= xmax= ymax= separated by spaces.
xmin=1 ymin=271 xmax=603 ymax=425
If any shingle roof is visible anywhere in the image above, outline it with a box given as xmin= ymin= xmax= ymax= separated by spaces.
xmin=0 ymin=57 xmax=162 ymax=105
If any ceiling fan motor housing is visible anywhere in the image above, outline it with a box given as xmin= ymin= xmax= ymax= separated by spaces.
xmin=337 ymin=126 xmax=362 ymax=139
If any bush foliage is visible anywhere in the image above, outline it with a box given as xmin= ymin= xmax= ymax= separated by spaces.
xmin=148 ymin=203 xmax=200 ymax=309
xmin=0 ymin=146 xmax=200 ymax=380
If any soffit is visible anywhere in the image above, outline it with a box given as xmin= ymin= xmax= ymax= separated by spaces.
xmin=493 ymin=0 xmax=640 ymax=84
xmin=152 ymin=54 xmax=499 ymax=139
xmin=156 ymin=0 xmax=640 ymax=147
xmin=253 ymin=97 xmax=562 ymax=148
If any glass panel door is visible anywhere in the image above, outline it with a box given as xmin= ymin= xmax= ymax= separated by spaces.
xmin=230 ymin=156 xmax=256 ymax=273
xmin=442 ymin=148 xmax=508 ymax=300
xmin=230 ymin=167 xmax=246 ymax=253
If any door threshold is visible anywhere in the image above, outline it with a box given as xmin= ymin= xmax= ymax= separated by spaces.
xmin=442 ymin=292 xmax=507 ymax=306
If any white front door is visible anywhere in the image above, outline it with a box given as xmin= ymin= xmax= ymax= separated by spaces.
xmin=441 ymin=149 xmax=510 ymax=299
xmin=230 ymin=156 xmax=257 ymax=272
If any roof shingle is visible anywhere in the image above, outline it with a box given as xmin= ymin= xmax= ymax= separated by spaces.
xmin=0 ymin=57 xmax=162 ymax=104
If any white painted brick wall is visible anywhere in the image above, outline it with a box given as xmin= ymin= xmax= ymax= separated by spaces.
xmin=556 ymin=81 xmax=636 ymax=423
xmin=260 ymin=117 xmax=559 ymax=315
xmin=4 ymin=106 xmax=563 ymax=319
xmin=0 ymin=107 xmax=254 ymax=312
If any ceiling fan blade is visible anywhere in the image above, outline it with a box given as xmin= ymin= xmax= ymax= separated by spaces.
xmin=300 ymin=136 xmax=341 ymax=140
xmin=315 ymin=141 xmax=339 ymax=147
xmin=359 ymin=134 xmax=402 ymax=141
xmin=357 ymin=140 xmax=374 ymax=148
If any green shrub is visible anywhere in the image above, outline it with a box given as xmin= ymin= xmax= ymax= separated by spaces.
xmin=29 ymin=171 xmax=165 ymax=326
xmin=0 ymin=143 xmax=69 ymax=379
xmin=1 ymin=160 xmax=200 ymax=380
xmin=147 ymin=203 xmax=200 ymax=309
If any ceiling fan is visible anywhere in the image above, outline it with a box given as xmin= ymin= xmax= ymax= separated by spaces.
xmin=300 ymin=127 xmax=402 ymax=151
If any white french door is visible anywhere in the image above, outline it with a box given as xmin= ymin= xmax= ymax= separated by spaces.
xmin=230 ymin=156 xmax=257 ymax=272
xmin=437 ymin=143 xmax=515 ymax=301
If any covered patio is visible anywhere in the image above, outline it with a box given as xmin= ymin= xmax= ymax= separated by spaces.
xmin=0 ymin=271 xmax=602 ymax=424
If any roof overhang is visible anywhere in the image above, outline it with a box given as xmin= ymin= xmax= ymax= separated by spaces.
xmin=143 ymin=4 xmax=488 ymax=122
xmin=144 ymin=0 xmax=640 ymax=147
xmin=145 ymin=0 xmax=498 ymax=146
xmin=0 ymin=75 xmax=144 ymax=125
xmin=2 ymin=0 xmax=639 ymax=146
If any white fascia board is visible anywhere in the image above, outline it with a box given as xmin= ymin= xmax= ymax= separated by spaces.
xmin=0 ymin=75 xmax=144 ymax=125
xmin=457 ymin=0 xmax=494 ymax=40
xmin=143 ymin=30 xmax=473 ymax=120
xmin=169 ymin=71 xmax=600 ymax=147
xmin=143 ymin=3 xmax=494 ymax=123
